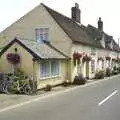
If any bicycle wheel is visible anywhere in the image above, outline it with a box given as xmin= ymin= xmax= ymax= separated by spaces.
xmin=5 ymin=84 xmax=12 ymax=94
xmin=24 ymin=86 xmax=32 ymax=95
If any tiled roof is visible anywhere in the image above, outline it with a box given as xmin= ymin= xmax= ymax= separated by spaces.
xmin=86 ymin=25 xmax=120 ymax=52
xmin=42 ymin=4 xmax=102 ymax=48
xmin=0 ymin=37 xmax=68 ymax=59
xmin=42 ymin=4 xmax=120 ymax=52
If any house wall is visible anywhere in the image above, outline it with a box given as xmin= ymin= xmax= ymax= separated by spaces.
xmin=72 ymin=43 xmax=95 ymax=79
xmin=0 ymin=43 xmax=34 ymax=75
xmin=71 ymin=43 xmax=119 ymax=80
xmin=0 ymin=3 xmax=119 ymax=83
xmin=33 ymin=60 xmax=68 ymax=89
xmin=0 ymin=42 xmax=68 ymax=89
xmin=0 ymin=4 xmax=72 ymax=57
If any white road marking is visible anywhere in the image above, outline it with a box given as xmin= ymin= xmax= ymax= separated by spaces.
xmin=98 ymin=90 xmax=118 ymax=106
xmin=0 ymin=75 xmax=119 ymax=113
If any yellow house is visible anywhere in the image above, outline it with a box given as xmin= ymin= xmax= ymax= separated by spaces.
xmin=0 ymin=3 xmax=120 ymax=89
xmin=0 ymin=38 xmax=69 ymax=89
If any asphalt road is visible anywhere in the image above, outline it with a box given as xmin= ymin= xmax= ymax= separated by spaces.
xmin=0 ymin=76 xmax=120 ymax=120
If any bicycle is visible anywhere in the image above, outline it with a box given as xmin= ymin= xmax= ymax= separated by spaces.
xmin=9 ymin=78 xmax=34 ymax=95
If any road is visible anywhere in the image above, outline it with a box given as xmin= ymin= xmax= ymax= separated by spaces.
xmin=0 ymin=75 xmax=120 ymax=120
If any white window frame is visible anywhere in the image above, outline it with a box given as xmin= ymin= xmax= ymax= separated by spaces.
xmin=39 ymin=60 xmax=61 ymax=80
xmin=35 ymin=27 xmax=49 ymax=43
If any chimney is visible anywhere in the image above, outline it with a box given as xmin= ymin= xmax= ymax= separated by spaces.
xmin=71 ymin=3 xmax=81 ymax=23
xmin=98 ymin=17 xmax=103 ymax=32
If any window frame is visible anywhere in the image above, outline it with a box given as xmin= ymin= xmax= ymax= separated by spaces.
xmin=39 ymin=60 xmax=61 ymax=80
xmin=35 ymin=27 xmax=49 ymax=43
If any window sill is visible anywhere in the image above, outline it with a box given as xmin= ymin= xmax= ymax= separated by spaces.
xmin=40 ymin=75 xmax=61 ymax=80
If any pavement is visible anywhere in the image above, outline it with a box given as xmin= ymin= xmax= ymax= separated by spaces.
xmin=0 ymin=77 xmax=95 ymax=109
xmin=0 ymin=74 xmax=120 ymax=120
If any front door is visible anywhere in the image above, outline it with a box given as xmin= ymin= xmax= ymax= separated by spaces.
xmin=86 ymin=62 xmax=89 ymax=79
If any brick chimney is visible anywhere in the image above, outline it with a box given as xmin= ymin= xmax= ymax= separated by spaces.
xmin=71 ymin=3 xmax=81 ymax=23
xmin=98 ymin=17 xmax=103 ymax=32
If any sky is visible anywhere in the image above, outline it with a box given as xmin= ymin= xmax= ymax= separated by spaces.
xmin=0 ymin=0 xmax=120 ymax=42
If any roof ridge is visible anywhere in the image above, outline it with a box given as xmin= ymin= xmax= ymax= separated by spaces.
xmin=41 ymin=3 xmax=72 ymax=21
xmin=42 ymin=3 xmax=101 ymax=48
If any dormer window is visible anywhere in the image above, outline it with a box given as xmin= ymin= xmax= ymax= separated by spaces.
xmin=35 ymin=28 xmax=49 ymax=43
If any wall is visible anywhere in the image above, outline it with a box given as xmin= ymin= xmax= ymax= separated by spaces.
xmin=71 ymin=43 xmax=95 ymax=79
xmin=71 ymin=43 xmax=119 ymax=79
xmin=34 ymin=60 xmax=68 ymax=89
xmin=0 ymin=43 xmax=34 ymax=76
xmin=0 ymin=42 xmax=69 ymax=89
xmin=0 ymin=4 xmax=72 ymax=57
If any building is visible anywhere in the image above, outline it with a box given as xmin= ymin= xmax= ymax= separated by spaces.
xmin=0 ymin=3 xmax=119 ymax=89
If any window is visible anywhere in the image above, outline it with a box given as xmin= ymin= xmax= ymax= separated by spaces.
xmin=41 ymin=61 xmax=50 ymax=78
xmin=91 ymin=48 xmax=96 ymax=55
xmin=35 ymin=28 xmax=49 ymax=43
xmin=51 ymin=61 xmax=59 ymax=76
xmin=91 ymin=60 xmax=95 ymax=73
xmin=40 ymin=60 xmax=60 ymax=79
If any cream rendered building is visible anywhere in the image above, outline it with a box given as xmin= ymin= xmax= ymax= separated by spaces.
xmin=0 ymin=3 xmax=119 ymax=89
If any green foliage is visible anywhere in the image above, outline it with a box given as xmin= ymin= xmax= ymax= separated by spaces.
xmin=95 ymin=71 xmax=105 ymax=79
xmin=73 ymin=74 xmax=86 ymax=85
xmin=106 ymin=68 xmax=111 ymax=77
xmin=112 ymin=66 xmax=118 ymax=75
xmin=14 ymin=69 xmax=28 ymax=80
xmin=5 ymin=69 xmax=35 ymax=94
xmin=112 ymin=70 xmax=118 ymax=75
xmin=44 ymin=84 xmax=52 ymax=91
xmin=117 ymin=67 xmax=120 ymax=73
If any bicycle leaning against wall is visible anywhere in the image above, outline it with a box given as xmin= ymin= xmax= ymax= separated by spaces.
xmin=0 ymin=73 xmax=37 ymax=95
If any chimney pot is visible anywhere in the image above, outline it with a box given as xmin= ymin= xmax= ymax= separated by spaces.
xmin=98 ymin=17 xmax=103 ymax=32
xmin=71 ymin=3 xmax=81 ymax=23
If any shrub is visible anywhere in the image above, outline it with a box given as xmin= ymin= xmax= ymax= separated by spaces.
xmin=106 ymin=68 xmax=111 ymax=77
xmin=112 ymin=66 xmax=118 ymax=75
xmin=73 ymin=74 xmax=86 ymax=85
xmin=117 ymin=67 xmax=120 ymax=73
xmin=95 ymin=71 xmax=105 ymax=79
xmin=112 ymin=70 xmax=118 ymax=75
xmin=44 ymin=84 xmax=52 ymax=91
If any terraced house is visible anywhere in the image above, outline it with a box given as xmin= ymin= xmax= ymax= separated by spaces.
xmin=0 ymin=3 xmax=119 ymax=89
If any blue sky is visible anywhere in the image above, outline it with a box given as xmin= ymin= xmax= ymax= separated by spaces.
xmin=0 ymin=0 xmax=120 ymax=42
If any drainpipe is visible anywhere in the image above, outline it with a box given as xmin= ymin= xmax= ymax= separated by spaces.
xmin=32 ymin=58 xmax=37 ymax=93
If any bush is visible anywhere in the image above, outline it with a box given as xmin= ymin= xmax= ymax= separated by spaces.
xmin=112 ymin=70 xmax=118 ymax=75
xmin=113 ymin=66 xmax=117 ymax=71
xmin=73 ymin=74 xmax=86 ymax=85
xmin=44 ymin=84 xmax=52 ymax=91
xmin=117 ymin=67 xmax=120 ymax=73
xmin=112 ymin=66 xmax=118 ymax=75
xmin=106 ymin=68 xmax=111 ymax=77
xmin=95 ymin=71 xmax=105 ymax=79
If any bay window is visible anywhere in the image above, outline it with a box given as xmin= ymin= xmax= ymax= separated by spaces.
xmin=40 ymin=60 xmax=60 ymax=79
